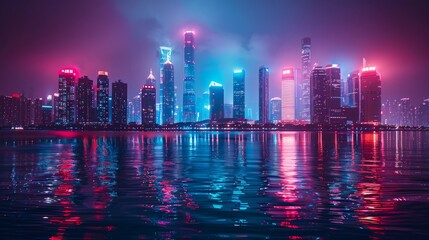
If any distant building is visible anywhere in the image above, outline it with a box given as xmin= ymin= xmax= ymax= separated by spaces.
xmin=58 ymin=68 xmax=77 ymax=124
xmin=281 ymin=68 xmax=295 ymax=121
xmin=259 ymin=66 xmax=269 ymax=123
xmin=162 ymin=60 xmax=175 ymax=124
xmin=270 ymin=97 xmax=282 ymax=122
xmin=159 ymin=46 xmax=172 ymax=125
xmin=209 ymin=81 xmax=224 ymax=120
xmin=233 ymin=69 xmax=245 ymax=119
xmin=183 ymin=31 xmax=196 ymax=122
xmin=53 ymin=93 xmax=60 ymax=123
xmin=399 ymin=98 xmax=412 ymax=126
xmin=141 ymin=69 xmax=156 ymax=124
xmin=77 ymin=76 xmax=94 ymax=123
xmin=359 ymin=67 xmax=381 ymax=123
xmin=32 ymin=98 xmax=43 ymax=125
xmin=42 ymin=105 xmax=53 ymax=125
xmin=345 ymin=71 xmax=360 ymax=107
xmin=310 ymin=66 xmax=329 ymax=124
xmin=301 ymin=37 xmax=311 ymax=121
xmin=224 ymin=103 xmax=233 ymax=118
xmin=112 ymin=80 xmax=127 ymax=125
xmin=97 ymin=71 xmax=109 ymax=123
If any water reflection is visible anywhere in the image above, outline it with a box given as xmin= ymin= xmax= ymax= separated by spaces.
xmin=1 ymin=131 xmax=429 ymax=239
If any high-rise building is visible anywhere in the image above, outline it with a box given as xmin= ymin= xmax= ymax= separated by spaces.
xmin=301 ymin=37 xmax=311 ymax=121
xmin=360 ymin=67 xmax=381 ymax=123
xmin=224 ymin=103 xmax=233 ymax=118
xmin=399 ymin=98 xmax=412 ymax=126
xmin=270 ymin=97 xmax=282 ymax=122
xmin=233 ymin=69 xmax=245 ymax=119
xmin=325 ymin=64 xmax=345 ymax=124
xmin=346 ymin=71 xmax=360 ymax=107
xmin=159 ymin=46 xmax=172 ymax=125
xmin=41 ymin=105 xmax=53 ymax=125
xmin=310 ymin=66 xmax=329 ymax=124
xmin=209 ymin=81 xmax=224 ymax=121
xmin=97 ymin=71 xmax=109 ymax=123
xmin=183 ymin=31 xmax=196 ymax=122
xmin=259 ymin=66 xmax=269 ymax=124
xmin=32 ymin=98 xmax=43 ymax=125
xmin=53 ymin=93 xmax=60 ymax=123
xmin=112 ymin=80 xmax=127 ymax=125
xmin=58 ymin=68 xmax=77 ymax=124
xmin=162 ymin=60 xmax=175 ymax=124
xmin=77 ymin=76 xmax=94 ymax=123
xmin=141 ymin=69 xmax=156 ymax=124
xmin=281 ymin=68 xmax=295 ymax=121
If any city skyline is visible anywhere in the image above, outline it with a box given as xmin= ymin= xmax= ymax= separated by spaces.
xmin=1 ymin=0 xmax=429 ymax=110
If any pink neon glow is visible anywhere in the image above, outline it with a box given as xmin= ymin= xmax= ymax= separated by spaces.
xmin=282 ymin=68 xmax=293 ymax=76
xmin=362 ymin=67 xmax=376 ymax=72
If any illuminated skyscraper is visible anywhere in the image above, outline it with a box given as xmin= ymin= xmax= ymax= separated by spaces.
xmin=346 ymin=71 xmax=360 ymax=107
xmin=270 ymin=97 xmax=282 ymax=122
xmin=159 ymin=46 xmax=172 ymax=124
xmin=96 ymin=71 xmax=109 ymax=123
xmin=112 ymin=80 xmax=127 ymax=125
xmin=325 ymin=64 xmax=345 ymax=124
xmin=360 ymin=67 xmax=381 ymax=123
xmin=141 ymin=69 xmax=156 ymax=124
xmin=259 ymin=66 xmax=269 ymax=124
xmin=281 ymin=68 xmax=295 ymax=121
xmin=32 ymin=98 xmax=43 ymax=125
xmin=163 ymin=60 xmax=175 ymax=124
xmin=233 ymin=69 xmax=245 ymax=119
xmin=209 ymin=81 xmax=224 ymax=120
xmin=58 ymin=68 xmax=77 ymax=124
xmin=310 ymin=66 xmax=329 ymax=124
xmin=301 ymin=37 xmax=311 ymax=121
xmin=183 ymin=31 xmax=196 ymax=122
xmin=77 ymin=76 xmax=94 ymax=123
xmin=53 ymin=93 xmax=59 ymax=122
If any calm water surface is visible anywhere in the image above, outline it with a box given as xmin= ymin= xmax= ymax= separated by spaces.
xmin=1 ymin=131 xmax=429 ymax=239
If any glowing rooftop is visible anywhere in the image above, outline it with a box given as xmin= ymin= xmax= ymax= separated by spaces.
xmin=209 ymin=81 xmax=223 ymax=87
xmin=362 ymin=67 xmax=376 ymax=72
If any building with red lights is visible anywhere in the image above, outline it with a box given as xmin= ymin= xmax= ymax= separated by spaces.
xmin=359 ymin=67 xmax=381 ymax=123
xmin=58 ymin=68 xmax=77 ymax=124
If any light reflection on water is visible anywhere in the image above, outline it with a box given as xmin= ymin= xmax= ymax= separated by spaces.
xmin=1 ymin=131 xmax=429 ymax=239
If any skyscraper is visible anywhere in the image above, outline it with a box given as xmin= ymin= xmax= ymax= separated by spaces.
xmin=360 ymin=67 xmax=381 ymax=123
xmin=77 ymin=76 xmax=94 ymax=123
xmin=281 ymin=68 xmax=295 ymax=121
xmin=163 ymin=60 xmax=175 ymax=124
xmin=270 ymin=97 xmax=282 ymax=122
xmin=310 ymin=66 xmax=329 ymax=124
xmin=209 ymin=81 xmax=224 ymax=120
xmin=325 ymin=64 xmax=345 ymax=124
xmin=301 ymin=37 xmax=311 ymax=121
xmin=159 ymin=46 xmax=172 ymax=125
xmin=233 ymin=69 xmax=245 ymax=119
xmin=58 ymin=68 xmax=77 ymax=124
xmin=112 ymin=80 xmax=127 ymax=125
xmin=259 ymin=66 xmax=269 ymax=124
xmin=141 ymin=69 xmax=156 ymax=124
xmin=183 ymin=31 xmax=196 ymax=122
xmin=53 ymin=93 xmax=60 ymax=123
xmin=97 ymin=71 xmax=109 ymax=123
xmin=346 ymin=71 xmax=360 ymax=107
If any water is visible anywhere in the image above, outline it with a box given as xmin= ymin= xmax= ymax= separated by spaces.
xmin=1 ymin=131 xmax=429 ymax=239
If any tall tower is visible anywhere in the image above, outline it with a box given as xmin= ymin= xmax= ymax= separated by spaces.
xmin=96 ymin=71 xmax=109 ymax=123
xmin=259 ymin=66 xmax=269 ymax=124
xmin=360 ymin=67 xmax=381 ymax=123
xmin=58 ymin=68 xmax=77 ymax=124
xmin=159 ymin=46 xmax=172 ymax=125
xmin=310 ymin=66 xmax=328 ymax=124
xmin=325 ymin=64 xmax=344 ymax=124
xmin=183 ymin=31 xmax=196 ymax=122
xmin=141 ymin=69 xmax=156 ymax=124
xmin=77 ymin=76 xmax=94 ymax=123
xmin=112 ymin=80 xmax=127 ymax=125
xmin=233 ymin=69 xmax=245 ymax=119
xmin=163 ymin=60 xmax=175 ymax=124
xmin=301 ymin=37 xmax=311 ymax=121
xmin=281 ymin=68 xmax=295 ymax=121
xmin=209 ymin=81 xmax=224 ymax=121
xmin=346 ymin=71 xmax=360 ymax=107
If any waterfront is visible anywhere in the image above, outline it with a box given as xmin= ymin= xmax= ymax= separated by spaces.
xmin=1 ymin=131 xmax=429 ymax=239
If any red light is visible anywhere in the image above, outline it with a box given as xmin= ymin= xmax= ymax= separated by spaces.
xmin=282 ymin=68 xmax=293 ymax=76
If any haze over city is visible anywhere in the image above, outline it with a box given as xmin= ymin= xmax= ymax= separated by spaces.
xmin=1 ymin=0 xmax=429 ymax=111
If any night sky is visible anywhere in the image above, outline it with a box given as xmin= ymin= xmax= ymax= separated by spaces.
xmin=1 ymin=0 xmax=429 ymax=113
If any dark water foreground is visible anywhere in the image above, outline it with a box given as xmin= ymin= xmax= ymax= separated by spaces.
xmin=0 ymin=131 xmax=429 ymax=239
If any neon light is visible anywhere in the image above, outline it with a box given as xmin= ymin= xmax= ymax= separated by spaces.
xmin=209 ymin=81 xmax=222 ymax=87
xmin=362 ymin=67 xmax=376 ymax=72
xmin=98 ymin=71 xmax=108 ymax=76
xmin=234 ymin=69 xmax=243 ymax=74
xmin=47 ymin=95 xmax=52 ymax=101
xmin=185 ymin=30 xmax=195 ymax=35
xmin=282 ymin=69 xmax=291 ymax=75
xmin=332 ymin=64 xmax=338 ymax=67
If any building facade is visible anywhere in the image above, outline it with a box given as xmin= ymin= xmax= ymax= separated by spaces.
xmin=209 ymin=81 xmax=224 ymax=121
xmin=281 ymin=68 xmax=295 ymax=121
xmin=233 ymin=69 xmax=245 ymax=119
xmin=77 ymin=76 xmax=94 ymax=123
xmin=159 ymin=46 xmax=172 ymax=125
xmin=359 ymin=67 xmax=381 ymax=123
xmin=112 ymin=80 xmax=127 ymax=125
xmin=310 ymin=66 xmax=329 ymax=124
xmin=97 ymin=71 xmax=109 ymax=123
xmin=58 ymin=68 xmax=77 ymax=124
xmin=259 ymin=66 xmax=269 ymax=124
xmin=270 ymin=97 xmax=282 ymax=122
xmin=162 ymin=61 xmax=175 ymax=124
xmin=301 ymin=37 xmax=311 ymax=121
xmin=141 ymin=70 xmax=156 ymax=124
xmin=183 ymin=31 xmax=196 ymax=122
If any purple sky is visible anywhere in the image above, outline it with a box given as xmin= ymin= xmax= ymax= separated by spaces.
xmin=1 ymin=0 xmax=429 ymax=112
